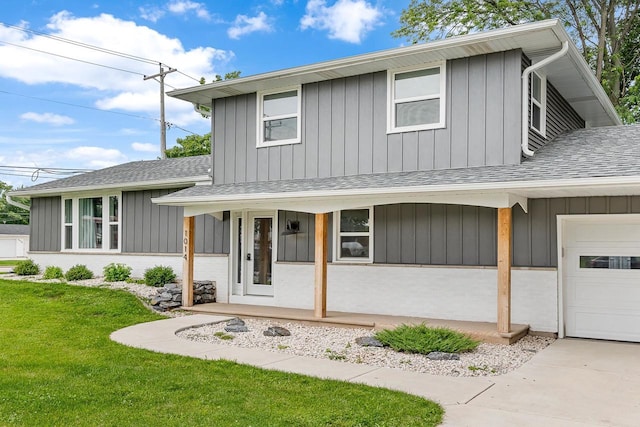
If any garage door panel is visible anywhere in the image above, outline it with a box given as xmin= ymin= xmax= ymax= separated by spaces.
xmin=564 ymin=219 xmax=640 ymax=343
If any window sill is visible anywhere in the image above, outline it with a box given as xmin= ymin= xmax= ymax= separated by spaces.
xmin=387 ymin=122 xmax=445 ymax=134
xmin=257 ymin=139 xmax=302 ymax=149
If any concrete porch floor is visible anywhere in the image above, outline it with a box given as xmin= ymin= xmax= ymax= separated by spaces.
xmin=182 ymin=303 xmax=529 ymax=344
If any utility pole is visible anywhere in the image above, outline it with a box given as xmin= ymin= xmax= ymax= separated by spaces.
xmin=144 ymin=64 xmax=176 ymax=159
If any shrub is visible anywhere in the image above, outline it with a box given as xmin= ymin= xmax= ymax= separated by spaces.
xmin=13 ymin=259 xmax=40 ymax=276
xmin=144 ymin=265 xmax=176 ymax=287
xmin=374 ymin=324 xmax=479 ymax=354
xmin=103 ymin=263 xmax=132 ymax=282
xmin=42 ymin=266 xmax=64 ymax=280
xmin=65 ymin=264 xmax=94 ymax=281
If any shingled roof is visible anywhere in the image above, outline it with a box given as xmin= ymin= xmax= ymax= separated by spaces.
xmin=156 ymin=125 xmax=640 ymax=203
xmin=10 ymin=155 xmax=211 ymax=197
xmin=0 ymin=224 xmax=29 ymax=235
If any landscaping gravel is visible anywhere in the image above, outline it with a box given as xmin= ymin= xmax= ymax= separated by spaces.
xmin=177 ymin=318 xmax=554 ymax=377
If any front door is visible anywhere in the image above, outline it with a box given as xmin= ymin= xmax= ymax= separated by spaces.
xmin=240 ymin=212 xmax=274 ymax=297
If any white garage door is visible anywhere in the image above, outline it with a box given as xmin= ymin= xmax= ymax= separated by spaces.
xmin=0 ymin=239 xmax=16 ymax=258
xmin=564 ymin=219 xmax=640 ymax=342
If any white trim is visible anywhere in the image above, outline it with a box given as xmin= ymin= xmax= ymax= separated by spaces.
xmin=530 ymin=71 xmax=547 ymax=137
xmin=333 ymin=207 xmax=373 ymax=263
xmin=387 ymin=62 xmax=446 ymax=133
xmin=257 ymin=86 xmax=302 ymax=148
xmin=61 ymin=192 xmax=122 ymax=253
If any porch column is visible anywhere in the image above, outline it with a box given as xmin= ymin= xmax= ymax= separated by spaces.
xmin=497 ymin=207 xmax=512 ymax=334
xmin=314 ymin=213 xmax=328 ymax=318
xmin=182 ymin=216 xmax=195 ymax=307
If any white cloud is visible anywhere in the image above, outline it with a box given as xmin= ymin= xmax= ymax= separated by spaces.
xmin=167 ymin=0 xmax=210 ymax=20
xmin=65 ymin=146 xmax=127 ymax=168
xmin=139 ymin=6 xmax=165 ymax=23
xmin=20 ymin=112 xmax=75 ymax=126
xmin=300 ymin=0 xmax=382 ymax=43
xmin=228 ymin=12 xmax=273 ymax=39
xmin=131 ymin=142 xmax=157 ymax=152
xmin=0 ymin=12 xmax=233 ymax=127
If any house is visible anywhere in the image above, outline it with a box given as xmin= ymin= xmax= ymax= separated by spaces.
xmin=0 ymin=224 xmax=29 ymax=259
xmin=13 ymin=19 xmax=640 ymax=343
xmin=9 ymin=155 xmax=231 ymax=279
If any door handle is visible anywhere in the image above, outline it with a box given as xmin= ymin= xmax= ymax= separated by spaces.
xmin=246 ymin=253 xmax=251 ymax=261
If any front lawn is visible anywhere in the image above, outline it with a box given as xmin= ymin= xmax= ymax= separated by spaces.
xmin=0 ymin=260 xmax=18 ymax=266
xmin=0 ymin=279 xmax=443 ymax=426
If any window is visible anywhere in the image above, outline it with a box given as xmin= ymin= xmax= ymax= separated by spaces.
xmin=335 ymin=208 xmax=372 ymax=262
xmin=580 ymin=256 xmax=640 ymax=269
xmin=530 ymin=72 xmax=547 ymax=136
xmin=388 ymin=63 xmax=446 ymax=133
xmin=62 ymin=194 xmax=120 ymax=251
xmin=258 ymin=86 xmax=301 ymax=147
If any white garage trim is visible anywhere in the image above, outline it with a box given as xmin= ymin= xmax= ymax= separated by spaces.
xmin=557 ymin=214 xmax=640 ymax=340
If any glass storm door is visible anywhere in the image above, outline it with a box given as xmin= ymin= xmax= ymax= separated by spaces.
xmin=245 ymin=213 xmax=274 ymax=296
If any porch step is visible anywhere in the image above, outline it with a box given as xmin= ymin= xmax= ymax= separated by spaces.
xmin=181 ymin=303 xmax=530 ymax=344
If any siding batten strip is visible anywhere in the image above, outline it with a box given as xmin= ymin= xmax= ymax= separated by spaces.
xmin=182 ymin=216 xmax=195 ymax=307
xmin=314 ymin=213 xmax=328 ymax=318
xmin=497 ymin=207 xmax=512 ymax=334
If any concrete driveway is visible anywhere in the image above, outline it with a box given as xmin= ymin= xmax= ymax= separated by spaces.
xmin=443 ymin=338 xmax=640 ymax=426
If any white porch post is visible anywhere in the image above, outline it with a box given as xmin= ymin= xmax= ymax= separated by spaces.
xmin=314 ymin=213 xmax=328 ymax=318
xmin=497 ymin=207 xmax=512 ymax=334
xmin=182 ymin=216 xmax=195 ymax=307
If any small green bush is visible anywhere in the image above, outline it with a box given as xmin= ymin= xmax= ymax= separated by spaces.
xmin=374 ymin=324 xmax=479 ymax=354
xmin=13 ymin=259 xmax=40 ymax=276
xmin=125 ymin=277 xmax=146 ymax=285
xmin=42 ymin=266 xmax=64 ymax=279
xmin=144 ymin=265 xmax=176 ymax=287
xmin=103 ymin=263 xmax=132 ymax=282
xmin=65 ymin=264 xmax=94 ymax=281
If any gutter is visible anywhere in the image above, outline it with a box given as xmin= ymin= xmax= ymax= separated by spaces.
xmin=521 ymin=41 xmax=569 ymax=157
xmin=4 ymin=192 xmax=30 ymax=211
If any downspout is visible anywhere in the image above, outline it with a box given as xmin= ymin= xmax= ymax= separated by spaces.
xmin=4 ymin=192 xmax=30 ymax=211
xmin=521 ymin=41 xmax=569 ymax=157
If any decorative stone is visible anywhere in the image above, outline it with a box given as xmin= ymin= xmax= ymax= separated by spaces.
xmin=263 ymin=326 xmax=291 ymax=337
xmin=225 ymin=324 xmax=249 ymax=333
xmin=355 ymin=337 xmax=384 ymax=347
xmin=426 ymin=351 xmax=460 ymax=361
xmin=227 ymin=317 xmax=245 ymax=326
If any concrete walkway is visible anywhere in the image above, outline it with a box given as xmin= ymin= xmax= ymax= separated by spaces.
xmin=111 ymin=315 xmax=640 ymax=426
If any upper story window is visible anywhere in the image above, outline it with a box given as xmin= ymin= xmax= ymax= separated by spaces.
xmin=388 ymin=63 xmax=446 ymax=133
xmin=257 ymin=86 xmax=301 ymax=147
xmin=530 ymin=72 xmax=547 ymax=137
xmin=62 ymin=194 xmax=120 ymax=252
xmin=334 ymin=208 xmax=373 ymax=263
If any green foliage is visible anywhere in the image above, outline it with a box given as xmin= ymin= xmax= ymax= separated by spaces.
xmin=42 ymin=266 xmax=64 ymax=280
xmin=144 ymin=265 xmax=176 ymax=287
xmin=375 ymin=324 xmax=479 ymax=354
xmin=13 ymin=259 xmax=40 ymax=275
xmin=0 ymin=181 xmax=30 ymax=224
xmin=125 ymin=277 xmax=146 ymax=284
xmin=165 ymin=133 xmax=211 ymax=158
xmin=102 ymin=263 xmax=132 ymax=282
xmin=0 ymin=279 xmax=444 ymax=426
xmin=213 ymin=331 xmax=234 ymax=340
xmin=65 ymin=264 xmax=94 ymax=281
xmin=393 ymin=0 xmax=640 ymax=121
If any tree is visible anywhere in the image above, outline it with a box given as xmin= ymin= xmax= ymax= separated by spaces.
xmin=165 ymin=133 xmax=211 ymax=158
xmin=394 ymin=0 xmax=640 ymax=122
xmin=199 ymin=71 xmax=242 ymax=84
xmin=0 ymin=181 xmax=30 ymax=224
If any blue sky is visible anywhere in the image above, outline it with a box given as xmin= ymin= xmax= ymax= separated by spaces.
xmin=0 ymin=0 xmax=411 ymax=188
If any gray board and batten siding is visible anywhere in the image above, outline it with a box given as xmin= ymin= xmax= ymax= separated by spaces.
xmin=212 ymin=49 xmax=523 ymax=185
xmin=29 ymin=196 xmax=62 ymax=252
xmin=29 ymin=191 xmax=230 ymax=254
xmin=524 ymin=55 xmax=585 ymax=152
xmin=277 ymin=197 xmax=640 ymax=268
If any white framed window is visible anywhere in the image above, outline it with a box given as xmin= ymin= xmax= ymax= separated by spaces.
xmin=387 ymin=62 xmax=446 ymax=133
xmin=334 ymin=208 xmax=373 ymax=263
xmin=530 ymin=71 xmax=547 ymax=137
xmin=257 ymin=86 xmax=301 ymax=147
xmin=62 ymin=193 xmax=121 ymax=252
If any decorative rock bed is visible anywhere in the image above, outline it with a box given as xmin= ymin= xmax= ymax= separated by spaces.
xmin=150 ymin=280 xmax=215 ymax=311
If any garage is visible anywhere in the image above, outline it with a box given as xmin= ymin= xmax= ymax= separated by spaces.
xmin=563 ymin=216 xmax=640 ymax=342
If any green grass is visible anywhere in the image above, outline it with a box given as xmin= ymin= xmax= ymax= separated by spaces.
xmin=0 ymin=260 xmax=18 ymax=266
xmin=0 ymin=279 xmax=443 ymax=426
xmin=375 ymin=324 xmax=480 ymax=355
